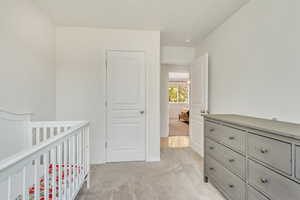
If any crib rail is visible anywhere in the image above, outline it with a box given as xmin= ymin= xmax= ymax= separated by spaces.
xmin=29 ymin=121 xmax=85 ymax=146
xmin=0 ymin=121 xmax=90 ymax=200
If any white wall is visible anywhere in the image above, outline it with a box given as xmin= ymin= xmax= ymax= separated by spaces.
xmin=56 ymin=28 xmax=160 ymax=164
xmin=160 ymin=65 xmax=190 ymax=137
xmin=161 ymin=46 xmax=195 ymax=65
xmin=0 ymin=0 xmax=56 ymax=120
xmin=0 ymin=112 xmax=31 ymax=161
xmin=197 ymin=0 xmax=300 ymax=123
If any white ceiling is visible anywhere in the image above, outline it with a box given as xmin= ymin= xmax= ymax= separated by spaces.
xmin=33 ymin=0 xmax=250 ymax=46
xmin=169 ymin=72 xmax=190 ymax=81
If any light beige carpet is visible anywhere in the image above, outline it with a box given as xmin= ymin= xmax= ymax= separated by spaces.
xmin=169 ymin=119 xmax=189 ymax=136
xmin=77 ymin=147 xmax=224 ymax=200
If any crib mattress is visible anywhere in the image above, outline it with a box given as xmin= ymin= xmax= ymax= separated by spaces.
xmin=15 ymin=164 xmax=83 ymax=200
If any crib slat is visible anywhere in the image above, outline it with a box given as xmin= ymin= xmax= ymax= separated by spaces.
xmin=68 ymin=138 xmax=72 ymax=199
xmin=8 ymin=176 xmax=11 ymax=200
xmin=58 ymin=144 xmax=62 ymax=199
xmin=43 ymin=127 xmax=47 ymax=142
xmin=22 ymin=167 xmax=26 ymax=200
xmin=52 ymin=148 xmax=57 ymax=200
xmin=29 ymin=126 xmax=34 ymax=147
xmin=82 ymin=128 xmax=85 ymax=181
xmin=76 ymin=132 xmax=80 ymax=189
xmin=74 ymin=133 xmax=77 ymax=190
xmin=82 ymin=127 xmax=86 ymax=177
xmin=49 ymin=127 xmax=55 ymax=175
xmin=34 ymin=158 xmax=39 ymax=200
xmin=50 ymin=127 xmax=55 ymax=138
xmin=72 ymin=135 xmax=76 ymax=193
xmin=73 ymin=134 xmax=76 ymax=191
xmin=36 ymin=128 xmax=40 ymax=145
xmin=63 ymin=140 xmax=68 ymax=200
xmin=44 ymin=152 xmax=49 ymax=200
xmin=79 ymin=130 xmax=83 ymax=182
xmin=57 ymin=126 xmax=61 ymax=136
xmin=87 ymin=126 xmax=90 ymax=188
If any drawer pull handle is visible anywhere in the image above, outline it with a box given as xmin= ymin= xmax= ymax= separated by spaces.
xmin=228 ymin=184 xmax=234 ymax=188
xmin=210 ymin=128 xmax=215 ymax=132
xmin=209 ymin=146 xmax=214 ymax=150
xmin=260 ymin=178 xmax=269 ymax=184
xmin=260 ymin=148 xmax=269 ymax=154
xmin=228 ymin=136 xmax=235 ymax=140
xmin=209 ymin=167 xmax=214 ymax=171
xmin=228 ymin=159 xmax=235 ymax=163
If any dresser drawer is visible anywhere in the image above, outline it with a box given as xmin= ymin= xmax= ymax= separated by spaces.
xmin=295 ymin=146 xmax=300 ymax=180
xmin=247 ymin=186 xmax=269 ymax=200
xmin=205 ymin=121 xmax=245 ymax=153
xmin=206 ymin=156 xmax=245 ymax=200
xmin=206 ymin=138 xmax=245 ymax=178
xmin=247 ymin=134 xmax=292 ymax=175
xmin=248 ymin=160 xmax=300 ymax=200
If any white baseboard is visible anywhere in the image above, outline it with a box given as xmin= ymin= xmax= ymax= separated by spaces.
xmin=191 ymin=141 xmax=203 ymax=157
xmin=91 ymin=160 xmax=106 ymax=164
xmin=147 ymin=157 xmax=160 ymax=162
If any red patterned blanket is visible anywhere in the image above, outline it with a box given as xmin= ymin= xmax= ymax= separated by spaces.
xmin=15 ymin=164 xmax=82 ymax=200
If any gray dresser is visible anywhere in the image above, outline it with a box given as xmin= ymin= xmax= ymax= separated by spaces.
xmin=204 ymin=114 xmax=300 ymax=200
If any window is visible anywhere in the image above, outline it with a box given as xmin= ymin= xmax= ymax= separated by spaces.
xmin=168 ymin=85 xmax=178 ymax=102
xmin=168 ymin=82 xmax=189 ymax=103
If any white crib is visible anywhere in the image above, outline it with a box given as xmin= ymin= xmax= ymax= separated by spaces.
xmin=0 ymin=110 xmax=90 ymax=200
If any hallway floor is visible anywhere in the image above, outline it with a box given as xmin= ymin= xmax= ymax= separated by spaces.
xmin=77 ymin=141 xmax=224 ymax=200
xmin=160 ymin=136 xmax=190 ymax=148
xmin=169 ymin=119 xmax=189 ymax=136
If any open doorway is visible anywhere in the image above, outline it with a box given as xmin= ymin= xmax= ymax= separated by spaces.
xmin=161 ymin=70 xmax=190 ymax=148
xmin=168 ymin=72 xmax=190 ymax=137
xmin=160 ymin=54 xmax=208 ymax=155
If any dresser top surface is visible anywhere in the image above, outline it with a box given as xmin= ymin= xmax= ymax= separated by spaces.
xmin=204 ymin=114 xmax=300 ymax=140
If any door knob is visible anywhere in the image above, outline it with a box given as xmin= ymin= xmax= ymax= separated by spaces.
xmin=228 ymin=136 xmax=235 ymax=140
xmin=260 ymin=178 xmax=269 ymax=184
xmin=140 ymin=110 xmax=145 ymax=114
xmin=260 ymin=148 xmax=268 ymax=154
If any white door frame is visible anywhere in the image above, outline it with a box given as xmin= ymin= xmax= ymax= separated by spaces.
xmin=161 ymin=65 xmax=191 ymax=138
xmin=104 ymin=49 xmax=147 ymax=162
xmin=190 ymin=53 xmax=209 ymax=157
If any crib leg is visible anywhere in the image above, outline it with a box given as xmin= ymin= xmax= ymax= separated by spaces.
xmin=87 ymin=174 xmax=91 ymax=189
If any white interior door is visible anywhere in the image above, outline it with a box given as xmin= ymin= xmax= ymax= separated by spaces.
xmin=106 ymin=50 xmax=146 ymax=162
xmin=190 ymin=53 xmax=208 ymax=157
